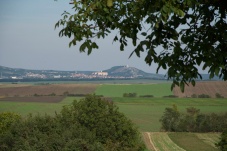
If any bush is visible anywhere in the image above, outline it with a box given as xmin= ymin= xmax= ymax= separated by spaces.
xmin=63 ymin=91 xmax=69 ymax=96
xmin=0 ymin=112 xmax=21 ymax=134
xmin=191 ymin=94 xmax=197 ymax=98
xmin=163 ymin=95 xmax=178 ymax=98
xmin=33 ymin=93 xmax=40 ymax=97
xmin=160 ymin=104 xmax=180 ymax=131
xmin=216 ymin=129 xmax=227 ymax=151
xmin=198 ymin=94 xmax=210 ymax=98
xmin=216 ymin=93 xmax=224 ymax=98
xmin=61 ymin=95 xmax=144 ymax=150
xmin=0 ymin=95 xmax=145 ymax=151
xmin=139 ymin=95 xmax=154 ymax=98
xmin=123 ymin=93 xmax=137 ymax=97
xmin=48 ymin=93 xmax=56 ymax=96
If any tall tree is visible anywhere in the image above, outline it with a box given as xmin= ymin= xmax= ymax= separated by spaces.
xmin=55 ymin=0 xmax=227 ymax=91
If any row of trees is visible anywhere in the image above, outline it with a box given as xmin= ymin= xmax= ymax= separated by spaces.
xmin=191 ymin=93 xmax=225 ymax=98
xmin=160 ymin=105 xmax=227 ymax=150
xmin=0 ymin=95 xmax=145 ymax=151
xmin=160 ymin=105 xmax=227 ymax=132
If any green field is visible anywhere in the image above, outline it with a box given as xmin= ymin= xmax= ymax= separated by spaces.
xmin=168 ymin=133 xmax=219 ymax=151
xmin=1 ymin=97 xmax=226 ymax=132
xmin=145 ymin=132 xmax=220 ymax=151
xmin=95 ymin=83 xmax=173 ymax=97
xmin=114 ymin=97 xmax=227 ymax=132
xmin=0 ymin=97 xmax=77 ymax=117
xmin=0 ymin=83 xmax=226 ymax=151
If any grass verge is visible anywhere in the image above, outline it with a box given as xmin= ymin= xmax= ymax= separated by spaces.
xmin=168 ymin=133 xmax=219 ymax=151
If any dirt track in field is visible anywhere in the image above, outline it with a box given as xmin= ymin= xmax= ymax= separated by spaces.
xmin=0 ymin=84 xmax=97 ymax=97
xmin=0 ymin=96 xmax=65 ymax=103
xmin=142 ymin=132 xmax=156 ymax=151
xmin=173 ymin=81 xmax=227 ymax=98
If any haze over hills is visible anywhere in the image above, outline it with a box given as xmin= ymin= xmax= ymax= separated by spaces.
xmin=103 ymin=66 xmax=164 ymax=79
xmin=0 ymin=65 xmax=165 ymax=81
xmin=0 ymin=65 xmax=222 ymax=81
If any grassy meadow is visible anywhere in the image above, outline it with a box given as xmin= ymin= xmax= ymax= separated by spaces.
xmin=0 ymin=82 xmax=226 ymax=151
xmin=95 ymin=83 xmax=173 ymax=97
xmin=0 ymin=97 xmax=77 ymax=116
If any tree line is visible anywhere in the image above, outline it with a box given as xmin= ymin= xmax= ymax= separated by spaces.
xmin=160 ymin=105 xmax=227 ymax=150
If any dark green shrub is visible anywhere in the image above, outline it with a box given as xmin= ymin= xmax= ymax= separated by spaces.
xmin=191 ymin=94 xmax=197 ymax=98
xmin=216 ymin=93 xmax=224 ymax=98
xmin=49 ymin=92 xmax=56 ymax=96
xmin=163 ymin=95 xmax=178 ymax=98
xmin=123 ymin=93 xmax=137 ymax=97
xmin=62 ymin=95 xmax=144 ymax=150
xmin=216 ymin=129 xmax=227 ymax=151
xmin=139 ymin=95 xmax=154 ymax=98
xmin=160 ymin=104 xmax=180 ymax=131
xmin=33 ymin=93 xmax=39 ymax=97
xmin=0 ymin=95 xmax=145 ymax=151
xmin=0 ymin=112 xmax=21 ymax=134
xmin=198 ymin=94 xmax=210 ymax=98
xmin=63 ymin=91 xmax=69 ymax=96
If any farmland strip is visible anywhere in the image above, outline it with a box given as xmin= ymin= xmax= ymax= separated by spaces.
xmin=195 ymin=133 xmax=221 ymax=148
xmin=146 ymin=132 xmax=158 ymax=151
xmin=143 ymin=132 xmax=156 ymax=151
xmin=150 ymin=132 xmax=185 ymax=151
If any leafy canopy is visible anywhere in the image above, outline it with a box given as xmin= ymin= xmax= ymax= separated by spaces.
xmin=55 ymin=0 xmax=227 ymax=91
xmin=0 ymin=95 xmax=145 ymax=151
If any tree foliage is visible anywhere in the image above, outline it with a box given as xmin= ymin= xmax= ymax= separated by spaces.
xmin=160 ymin=105 xmax=227 ymax=132
xmin=216 ymin=129 xmax=227 ymax=151
xmin=0 ymin=95 xmax=145 ymax=151
xmin=55 ymin=0 xmax=227 ymax=91
xmin=0 ymin=112 xmax=21 ymax=134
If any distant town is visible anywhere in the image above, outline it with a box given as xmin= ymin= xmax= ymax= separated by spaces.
xmin=7 ymin=71 xmax=125 ymax=80
xmin=0 ymin=65 xmax=166 ymax=81
xmin=0 ymin=65 xmax=220 ymax=82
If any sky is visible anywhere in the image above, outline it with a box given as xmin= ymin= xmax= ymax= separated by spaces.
xmin=0 ymin=0 xmax=168 ymax=74
xmin=0 ymin=0 xmax=208 ymax=75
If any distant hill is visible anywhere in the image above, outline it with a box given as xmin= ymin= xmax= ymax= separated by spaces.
xmin=0 ymin=65 xmax=165 ymax=80
xmin=200 ymin=74 xmax=222 ymax=81
xmin=0 ymin=65 xmax=222 ymax=81
xmin=103 ymin=66 xmax=165 ymax=79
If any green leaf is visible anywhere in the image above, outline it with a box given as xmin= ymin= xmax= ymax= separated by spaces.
xmin=113 ymin=36 xmax=118 ymax=42
xmin=162 ymin=63 xmax=167 ymax=69
xmin=215 ymin=67 xmax=220 ymax=76
xmin=69 ymin=41 xmax=73 ymax=48
xmin=180 ymin=81 xmax=185 ymax=92
xmin=79 ymin=43 xmax=86 ymax=52
xmin=120 ymin=44 xmax=124 ymax=51
xmin=132 ymin=38 xmax=136 ymax=46
xmin=171 ymin=83 xmax=175 ymax=91
xmin=178 ymin=10 xmax=185 ymax=17
xmin=209 ymin=72 xmax=214 ymax=79
xmin=91 ymin=42 xmax=98 ymax=49
xmin=155 ymin=22 xmax=159 ymax=29
xmin=107 ymin=0 xmax=113 ymax=7
xmin=162 ymin=5 xmax=168 ymax=13
xmin=191 ymin=79 xmax=195 ymax=86
xmin=88 ymin=47 xmax=92 ymax=55
xmin=141 ymin=32 xmax=147 ymax=36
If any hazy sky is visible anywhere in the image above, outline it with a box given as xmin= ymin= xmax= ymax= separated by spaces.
xmin=0 ymin=0 xmax=209 ymax=75
xmin=0 ymin=0 xmax=169 ymax=74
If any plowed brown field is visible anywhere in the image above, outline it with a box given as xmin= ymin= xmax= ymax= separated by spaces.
xmin=0 ymin=96 xmax=65 ymax=103
xmin=173 ymin=81 xmax=227 ymax=98
xmin=0 ymin=84 xmax=97 ymax=97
